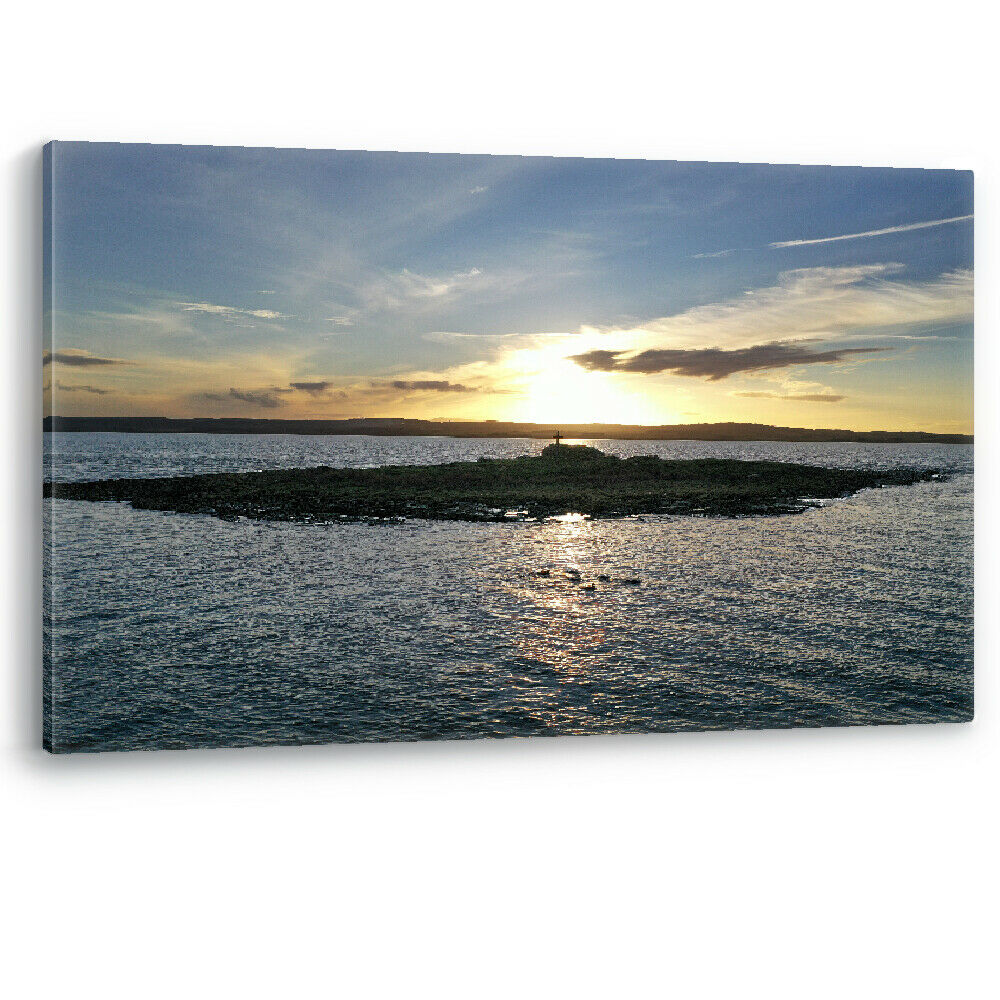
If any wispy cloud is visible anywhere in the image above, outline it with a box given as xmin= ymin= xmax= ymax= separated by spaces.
xmin=570 ymin=341 xmax=887 ymax=380
xmin=770 ymin=214 xmax=973 ymax=249
xmin=55 ymin=381 xmax=114 ymax=395
xmin=692 ymin=249 xmax=736 ymax=259
xmin=359 ymin=267 xmax=485 ymax=313
xmin=382 ymin=380 xmax=476 ymax=393
xmin=611 ymin=264 xmax=973 ymax=351
xmin=734 ymin=390 xmax=845 ymax=403
xmin=423 ymin=330 xmax=536 ymax=343
xmin=692 ymin=216 xmax=973 ymax=260
xmin=178 ymin=301 xmax=288 ymax=321
xmin=43 ymin=349 xmax=132 ymax=367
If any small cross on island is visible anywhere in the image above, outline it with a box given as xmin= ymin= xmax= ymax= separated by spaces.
xmin=552 ymin=430 xmax=562 ymax=447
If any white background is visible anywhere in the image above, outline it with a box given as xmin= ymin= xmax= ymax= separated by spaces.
xmin=2 ymin=3 xmax=997 ymax=996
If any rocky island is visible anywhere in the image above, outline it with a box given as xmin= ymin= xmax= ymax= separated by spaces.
xmin=44 ymin=444 xmax=940 ymax=523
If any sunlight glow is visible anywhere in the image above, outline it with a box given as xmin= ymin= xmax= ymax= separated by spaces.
xmin=508 ymin=341 xmax=671 ymax=425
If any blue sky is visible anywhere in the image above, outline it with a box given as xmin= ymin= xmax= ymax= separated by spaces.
xmin=45 ymin=142 xmax=973 ymax=430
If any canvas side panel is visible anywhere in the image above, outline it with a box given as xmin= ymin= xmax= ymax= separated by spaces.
xmin=42 ymin=142 xmax=55 ymax=752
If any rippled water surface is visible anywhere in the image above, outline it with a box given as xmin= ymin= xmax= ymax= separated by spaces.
xmin=44 ymin=433 xmax=974 ymax=752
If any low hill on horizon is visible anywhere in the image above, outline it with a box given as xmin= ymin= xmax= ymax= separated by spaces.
xmin=43 ymin=415 xmax=973 ymax=444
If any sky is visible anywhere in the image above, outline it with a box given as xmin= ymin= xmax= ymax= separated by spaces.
xmin=44 ymin=142 xmax=974 ymax=431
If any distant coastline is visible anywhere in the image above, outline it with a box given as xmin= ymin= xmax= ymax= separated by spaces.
xmin=42 ymin=416 xmax=974 ymax=444
xmin=43 ymin=416 xmax=974 ymax=445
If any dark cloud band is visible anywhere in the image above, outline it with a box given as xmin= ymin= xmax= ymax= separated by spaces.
xmin=201 ymin=388 xmax=287 ymax=408
xmin=570 ymin=340 xmax=887 ymax=380
xmin=386 ymin=380 xmax=473 ymax=393
xmin=735 ymin=391 xmax=846 ymax=403
xmin=43 ymin=350 xmax=130 ymax=368
xmin=55 ymin=381 xmax=113 ymax=395
xmin=290 ymin=381 xmax=333 ymax=395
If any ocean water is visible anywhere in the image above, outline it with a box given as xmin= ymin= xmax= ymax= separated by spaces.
xmin=43 ymin=433 xmax=974 ymax=752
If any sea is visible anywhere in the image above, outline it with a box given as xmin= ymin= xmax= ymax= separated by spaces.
xmin=43 ymin=432 xmax=975 ymax=752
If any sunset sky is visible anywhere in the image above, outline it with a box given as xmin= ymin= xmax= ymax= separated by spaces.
xmin=45 ymin=142 xmax=973 ymax=431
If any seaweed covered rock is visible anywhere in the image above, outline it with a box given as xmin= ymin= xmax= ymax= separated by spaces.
xmin=540 ymin=443 xmax=607 ymax=461
xmin=44 ymin=448 xmax=939 ymax=524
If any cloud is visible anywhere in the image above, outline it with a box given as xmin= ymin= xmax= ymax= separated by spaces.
xmin=423 ymin=330 xmax=535 ymax=343
xmin=384 ymin=380 xmax=475 ymax=393
xmin=384 ymin=267 xmax=483 ymax=299
xmin=290 ymin=381 xmax=333 ymax=395
xmin=55 ymin=381 xmax=113 ymax=395
xmin=381 ymin=262 xmax=969 ymax=415
xmin=570 ymin=340 xmax=887 ymax=380
xmin=178 ymin=301 xmax=287 ymax=321
xmin=197 ymin=387 xmax=286 ymax=408
xmin=693 ymin=218 xmax=974 ymax=258
xmin=611 ymin=264 xmax=973 ymax=351
xmin=342 ymin=266 xmax=502 ymax=321
xmin=469 ymin=186 xmax=488 ymax=195
xmin=734 ymin=391 xmax=846 ymax=403
xmin=203 ymin=382 xmax=347 ymax=405
xmin=770 ymin=214 xmax=973 ymax=249
xmin=223 ymin=387 xmax=287 ymax=408
xmin=43 ymin=349 xmax=131 ymax=367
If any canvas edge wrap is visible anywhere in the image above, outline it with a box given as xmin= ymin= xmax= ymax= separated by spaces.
xmin=42 ymin=141 xmax=55 ymax=752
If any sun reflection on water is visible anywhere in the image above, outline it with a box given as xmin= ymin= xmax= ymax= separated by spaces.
xmin=548 ymin=512 xmax=588 ymax=524
xmin=489 ymin=515 xmax=621 ymax=731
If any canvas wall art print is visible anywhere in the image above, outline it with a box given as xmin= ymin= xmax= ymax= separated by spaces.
xmin=42 ymin=142 xmax=974 ymax=753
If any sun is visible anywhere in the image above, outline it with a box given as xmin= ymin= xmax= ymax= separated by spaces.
xmin=518 ymin=354 xmax=667 ymax=425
